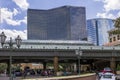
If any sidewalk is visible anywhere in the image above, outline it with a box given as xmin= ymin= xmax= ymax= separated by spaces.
xmin=0 ymin=73 xmax=96 ymax=80
xmin=22 ymin=73 xmax=96 ymax=80
xmin=0 ymin=77 xmax=21 ymax=80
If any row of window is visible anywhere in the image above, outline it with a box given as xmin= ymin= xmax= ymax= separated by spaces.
xmin=109 ymin=35 xmax=120 ymax=42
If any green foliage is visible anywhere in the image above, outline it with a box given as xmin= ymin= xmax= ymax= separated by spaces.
xmin=117 ymin=64 xmax=120 ymax=70
xmin=47 ymin=63 xmax=53 ymax=67
xmin=114 ymin=17 xmax=120 ymax=29
xmin=0 ymin=63 xmax=7 ymax=73
xmin=109 ymin=17 xmax=120 ymax=35
xmin=46 ymin=63 xmax=68 ymax=71
xmin=110 ymin=29 xmax=120 ymax=34
xmin=12 ymin=64 xmax=21 ymax=71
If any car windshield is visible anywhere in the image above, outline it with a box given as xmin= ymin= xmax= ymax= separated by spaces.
xmin=103 ymin=75 xmax=112 ymax=79
xmin=104 ymin=67 xmax=111 ymax=71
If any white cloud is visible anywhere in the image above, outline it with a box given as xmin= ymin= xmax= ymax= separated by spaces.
xmin=21 ymin=16 xmax=27 ymax=24
xmin=94 ymin=0 xmax=120 ymax=11
xmin=97 ymin=12 xmax=115 ymax=19
xmin=12 ymin=0 xmax=29 ymax=10
xmin=103 ymin=0 xmax=120 ymax=11
xmin=94 ymin=0 xmax=103 ymax=1
xmin=13 ymin=8 xmax=19 ymax=16
xmin=117 ymin=11 xmax=120 ymax=17
xmin=0 ymin=29 xmax=27 ymax=40
xmin=1 ymin=8 xmax=27 ymax=26
xmin=95 ymin=0 xmax=120 ymax=19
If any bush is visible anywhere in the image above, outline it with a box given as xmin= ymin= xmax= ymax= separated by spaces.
xmin=0 ymin=63 xmax=7 ymax=73
xmin=117 ymin=64 xmax=120 ymax=71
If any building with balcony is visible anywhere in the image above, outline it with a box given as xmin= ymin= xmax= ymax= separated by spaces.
xmin=104 ymin=28 xmax=120 ymax=46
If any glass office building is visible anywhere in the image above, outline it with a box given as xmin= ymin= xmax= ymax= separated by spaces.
xmin=87 ymin=18 xmax=114 ymax=46
xmin=27 ymin=6 xmax=87 ymax=40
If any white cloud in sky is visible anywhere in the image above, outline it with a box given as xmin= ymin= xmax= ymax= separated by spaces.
xmin=117 ymin=11 xmax=120 ymax=17
xmin=95 ymin=0 xmax=120 ymax=19
xmin=94 ymin=0 xmax=102 ymax=1
xmin=1 ymin=8 xmax=27 ymax=26
xmin=12 ymin=0 xmax=29 ymax=10
xmin=0 ymin=29 xmax=27 ymax=40
xmin=103 ymin=0 xmax=120 ymax=11
xmin=97 ymin=12 xmax=115 ymax=19
xmin=13 ymin=8 xmax=19 ymax=16
xmin=22 ymin=16 xmax=27 ymax=24
xmin=0 ymin=0 xmax=29 ymax=39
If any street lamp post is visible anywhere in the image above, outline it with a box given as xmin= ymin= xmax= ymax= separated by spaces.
xmin=0 ymin=32 xmax=6 ymax=48
xmin=75 ymin=50 xmax=83 ymax=75
xmin=0 ymin=32 xmax=22 ymax=80
xmin=15 ymin=35 xmax=22 ymax=49
xmin=8 ymin=37 xmax=13 ymax=80
xmin=9 ymin=37 xmax=13 ymax=48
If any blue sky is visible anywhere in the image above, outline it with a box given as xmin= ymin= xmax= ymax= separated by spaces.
xmin=0 ymin=0 xmax=120 ymax=40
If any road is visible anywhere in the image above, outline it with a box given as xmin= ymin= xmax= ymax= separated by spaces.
xmin=0 ymin=77 xmax=21 ymax=80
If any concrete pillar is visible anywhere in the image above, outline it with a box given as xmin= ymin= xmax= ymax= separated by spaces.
xmin=7 ymin=61 xmax=10 ymax=75
xmin=43 ymin=62 xmax=47 ymax=70
xmin=73 ymin=63 xmax=77 ymax=72
xmin=76 ymin=59 xmax=79 ymax=73
xmin=54 ymin=56 xmax=58 ymax=75
xmin=9 ymin=56 xmax=12 ymax=80
xmin=70 ymin=64 xmax=73 ymax=72
xmin=7 ymin=56 xmax=12 ymax=80
xmin=110 ymin=57 xmax=116 ymax=72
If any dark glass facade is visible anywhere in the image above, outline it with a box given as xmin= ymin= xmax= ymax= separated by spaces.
xmin=27 ymin=6 xmax=87 ymax=40
xmin=87 ymin=18 xmax=114 ymax=46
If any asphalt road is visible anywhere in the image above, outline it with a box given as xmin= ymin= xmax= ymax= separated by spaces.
xmin=0 ymin=77 xmax=21 ymax=80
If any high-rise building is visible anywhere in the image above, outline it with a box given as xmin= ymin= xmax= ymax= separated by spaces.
xmin=27 ymin=6 xmax=87 ymax=40
xmin=87 ymin=18 xmax=114 ymax=46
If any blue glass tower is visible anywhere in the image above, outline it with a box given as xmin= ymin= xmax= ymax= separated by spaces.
xmin=87 ymin=18 xmax=114 ymax=46
xmin=27 ymin=6 xmax=87 ymax=40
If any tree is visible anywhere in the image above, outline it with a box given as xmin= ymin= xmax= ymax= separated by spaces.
xmin=109 ymin=17 xmax=120 ymax=35
xmin=0 ymin=63 xmax=7 ymax=73
xmin=117 ymin=64 xmax=120 ymax=71
xmin=114 ymin=17 xmax=120 ymax=29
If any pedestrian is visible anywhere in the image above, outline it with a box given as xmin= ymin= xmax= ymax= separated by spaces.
xmin=23 ymin=71 xmax=27 ymax=78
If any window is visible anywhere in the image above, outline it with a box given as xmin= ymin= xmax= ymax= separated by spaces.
xmin=109 ymin=38 xmax=112 ymax=42
xmin=113 ymin=37 xmax=116 ymax=41
xmin=117 ymin=35 xmax=120 ymax=40
xmin=103 ymin=75 xmax=112 ymax=79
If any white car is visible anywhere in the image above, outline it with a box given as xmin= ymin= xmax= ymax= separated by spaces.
xmin=100 ymin=72 xmax=116 ymax=80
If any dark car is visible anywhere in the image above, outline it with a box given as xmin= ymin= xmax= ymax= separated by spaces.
xmin=14 ymin=70 xmax=22 ymax=76
xmin=36 ymin=69 xmax=41 ymax=75
xmin=30 ymin=69 xmax=36 ymax=75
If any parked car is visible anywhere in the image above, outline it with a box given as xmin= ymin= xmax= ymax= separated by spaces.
xmin=98 ymin=67 xmax=113 ymax=79
xmin=101 ymin=67 xmax=113 ymax=73
xmin=14 ymin=70 xmax=22 ymax=76
xmin=30 ymin=69 xmax=36 ymax=75
xmin=100 ymin=72 xmax=116 ymax=80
